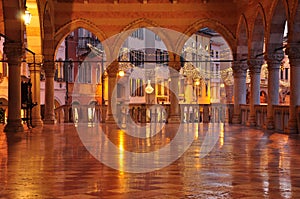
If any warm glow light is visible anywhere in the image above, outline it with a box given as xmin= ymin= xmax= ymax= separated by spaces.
xmin=145 ymin=80 xmax=154 ymax=94
xmin=220 ymin=83 xmax=225 ymax=88
xmin=118 ymin=70 xmax=125 ymax=77
xmin=195 ymin=80 xmax=200 ymax=86
xmin=23 ymin=10 xmax=32 ymax=25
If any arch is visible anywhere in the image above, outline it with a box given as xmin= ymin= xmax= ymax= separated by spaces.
xmin=2 ymin=0 xmax=23 ymax=42
xmin=289 ymin=0 xmax=300 ymax=42
xmin=249 ymin=4 xmax=266 ymax=58
xmin=54 ymin=18 xmax=109 ymax=59
xmin=42 ymin=2 xmax=55 ymax=60
xmin=89 ymin=100 xmax=98 ymax=105
xmin=236 ymin=15 xmax=249 ymax=60
xmin=111 ymin=18 xmax=174 ymax=60
xmin=0 ymin=97 xmax=8 ymax=105
xmin=71 ymin=101 xmax=81 ymax=105
xmin=178 ymin=18 xmax=236 ymax=56
xmin=266 ymin=0 xmax=289 ymax=52
xmin=54 ymin=98 xmax=62 ymax=108
xmin=24 ymin=0 xmax=43 ymax=59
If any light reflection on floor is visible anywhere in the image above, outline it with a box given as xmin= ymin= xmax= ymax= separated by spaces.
xmin=0 ymin=123 xmax=300 ymax=198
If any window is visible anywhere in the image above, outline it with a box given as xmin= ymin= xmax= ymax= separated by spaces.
xmin=55 ymin=58 xmax=64 ymax=81
xmin=64 ymin=60 xmax=74 ymax=82
xmin=130 ymin=50 xmax=144 ymax=67
xmin=155 ymin=34 xmax=161 ymax=41
xmin=216 ymin=51 xmax=219 ymax=59
xmin=96 ymin=63 xmax=102 ymax=84
xmin=285 ymin=68 xmax=289 ymax=80
xmin=130 ymin=78 xmax=144 ymax=97
xmin=130 ymin=29 xmax=144 ymax=40
xmin=216 ymin=64 xmax=219 ymax=73
xmin=280 ymin=69 xmax=284 ymax=80
xmin=210 ymin=50 xmax=214 ymax=58
xmin=130 ymin=78 xmax=136 ymax=97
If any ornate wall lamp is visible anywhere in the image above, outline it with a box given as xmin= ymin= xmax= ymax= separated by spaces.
xmin=23 ymin=0 xmax=32 ymax=25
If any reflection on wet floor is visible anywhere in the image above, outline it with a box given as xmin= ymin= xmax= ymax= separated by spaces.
xmin=0 ymin=123 xmax=300 ymax=198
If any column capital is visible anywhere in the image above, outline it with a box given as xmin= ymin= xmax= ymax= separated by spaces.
xmin=26 ymin=54 xmax=43 ymax=64
xmin=28 ymin=63 xmax=42 ymax=72
xmin=43 ymin=60 xmax=56 ymax=74
xmin=232 ymin=61 xmax=248 ymax=78
xmin=266 ymin=50 xmax=284 ymax=69
xmin=220 ymin=68 xmax=233 ymax=86
xmin=286 ymin=44 xmax=300 ymax=61
xmin=4 ymin=42 xmax=24 ymax=65
xmin=247 ymin=59 xmax=263 ymax=74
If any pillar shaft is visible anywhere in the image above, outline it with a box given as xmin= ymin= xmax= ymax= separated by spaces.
xmin=43 ymin=62 xmax=56 ymax=124
xmin=4 ymin=42 xmax=24 ymax=132
xmin=266 ymin=51 xmax=284 ymax=129
xmin=106 ymin=61 xmax=118 ymax=123
xmin=286 ymin=45 xmax=300 ymax=133
xmin=168 ymin=68 xmax=180 ymax=123
xmin=28 ymin=55 xmax=43 ymax=127
xmin=232 ymin=61 xmax=248 ymax=124
xmin=247 ymin=59 xmax=263 ymax=126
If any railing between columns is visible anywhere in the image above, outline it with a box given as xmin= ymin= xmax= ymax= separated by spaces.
xmin=54 ymin=105 xmax=107 ymax=124
xmin=240 ymin=104 xmax=290 ymax=132
xmin=54 ymin=103 xmax=234 ymax=125
xmin=273 ymin=105 xmax=289 ymax=132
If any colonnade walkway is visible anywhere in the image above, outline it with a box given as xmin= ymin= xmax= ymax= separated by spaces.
xmin=0 ymin=123 xmax=300 ymax=198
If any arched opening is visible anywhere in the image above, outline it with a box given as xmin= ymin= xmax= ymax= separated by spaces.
xmin=117 ymin=27 xmax=170 ymax=105
xmin=181 ymin=27 xmax=233 ymax=123
xmin=53 ymin=27 xmax=107 ymax=109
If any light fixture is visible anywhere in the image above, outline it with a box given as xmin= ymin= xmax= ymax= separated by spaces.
xmin=23 ymin=0 xmax=32 ymax=25
xmin=145 ymin=80 xmax=154 ymax=94
xmin=118 ymin=70 xmax=125 ymax=77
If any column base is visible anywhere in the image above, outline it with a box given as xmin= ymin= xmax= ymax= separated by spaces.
xmin=43 ymin=119 xmax=56 ymax=124
xmin=286 ymin=119 xmax=298 ymax=133
xmin=232 ymin=114 xmax=241 ymax=124
xmin=31 ymin=118 xmax=44 ymax=127
xmin=246 ymin=115 xmax=256 ymax=127
xmin=105 ymin=114 xmax=116 ymax=124
xmin=266 ymin=118 xmax=274 ymax=130
xmin=4 ymin=119 xmax=24 ymax=132
xmin=168 ymin=115 xmax=181 ymax=124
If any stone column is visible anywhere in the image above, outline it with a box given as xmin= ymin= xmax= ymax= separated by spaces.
xmin=28 ymin=55 xmax=43 ymax=127
xmin=231 ymin=61 xmax=248 ymax=124
xmin=4 ymin=42 xmax=24 ymax=132
xmin=105 ymin=61 xmax=118 ymax=123
xmin=168 ymin=68 xmax=181 ymax=123
xmin=247 ymin=59 xmax=263 ymax=126
xmin=266 ymin=51 xmax=284 ymax=129
xmin=286 ymin=44 xmax=300 ymax=133
xmin=43 ymin=61 xmax=56 ymax=124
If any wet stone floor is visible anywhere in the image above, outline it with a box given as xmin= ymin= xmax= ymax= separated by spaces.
xmin=1 ymin=123 xmax=300 ymax=198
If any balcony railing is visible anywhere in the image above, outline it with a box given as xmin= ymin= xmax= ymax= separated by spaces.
xmin=54 ymin=103 xmax=234 ymax=125
xmin=240 ymin=104 xmax=290 ymax=132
